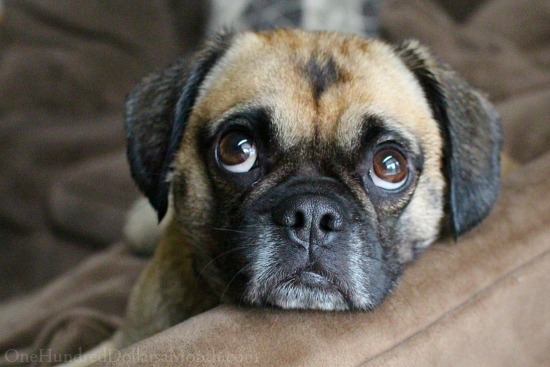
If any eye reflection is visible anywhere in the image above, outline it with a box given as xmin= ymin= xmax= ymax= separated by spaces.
xmin=370 ymin=148 xmax=408 ymax=190
xmin=217 ymin=131 xmax=257 ymax=173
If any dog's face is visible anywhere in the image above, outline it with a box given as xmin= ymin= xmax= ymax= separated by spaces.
xmin=125 ymin=30 xmax=501 ymax=311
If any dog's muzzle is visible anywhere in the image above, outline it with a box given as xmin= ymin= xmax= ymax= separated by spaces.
xmin=241 ymin=176 xmax=389 ymax=311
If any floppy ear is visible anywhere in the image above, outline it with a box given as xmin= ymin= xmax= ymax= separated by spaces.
xmin=124 ymin=32 xmax=234 ymax=221
xmin=396 ymin=40 xmax=502 ymax=238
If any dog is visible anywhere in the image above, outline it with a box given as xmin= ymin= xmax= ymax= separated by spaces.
xmin=101 ymin=28 xmax=502 ymax=349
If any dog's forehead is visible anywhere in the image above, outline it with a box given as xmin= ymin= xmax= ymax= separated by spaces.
xmin=192 ymin=30 xmax=440 ymax=152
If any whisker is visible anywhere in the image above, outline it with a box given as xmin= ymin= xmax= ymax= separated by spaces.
xmin=208 ymin=226 xmax=249 ymax=234
xmin=192 ymin=245 xmax=249 ymax=292
xmin=220 ymin=264 xmax=251 ymax=303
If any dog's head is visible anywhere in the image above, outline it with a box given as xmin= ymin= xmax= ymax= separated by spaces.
xmin=125 ymin=29 xmax=501 ymax=311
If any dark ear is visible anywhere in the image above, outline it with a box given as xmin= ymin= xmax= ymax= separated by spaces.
xmin=124 ymin=32 xmax=234 ymax=221
xmin=396 ymin=40 xmax=503 ymax=237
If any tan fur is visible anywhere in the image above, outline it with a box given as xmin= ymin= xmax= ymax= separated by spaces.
xmin=114 ymin=220 xmax=218 ymax=347
xmin=194 ymin=31 xmax=441 ymax=151
xmin=178 ymin=30 xmax=444 ymax=262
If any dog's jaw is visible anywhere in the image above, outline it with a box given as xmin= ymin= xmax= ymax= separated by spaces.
xmin=264 ymin=272 xmax=350 ymax=311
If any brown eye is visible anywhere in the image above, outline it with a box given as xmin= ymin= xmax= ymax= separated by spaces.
xmin=370 ymin=148 xmax=408 ymax=189
xmin=217 ymin=131 xmax=257 ymax=173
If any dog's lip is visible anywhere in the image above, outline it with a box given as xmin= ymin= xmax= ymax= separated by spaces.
xmin=283 ymin=270 xmax=339 ymax=291
xmin=263 ymin=270 xmax=350 ymax=310
xmin=297 ymin=271 xmax=330 ymax=284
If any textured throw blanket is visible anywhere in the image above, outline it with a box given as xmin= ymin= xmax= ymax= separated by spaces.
xmin=0 ymin=0 xmax=549 ymax=366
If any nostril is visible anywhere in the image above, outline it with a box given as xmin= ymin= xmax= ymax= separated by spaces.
xmin=319 ymin=213 xmax=342 ymax=232
xmin=276 ymin=208 xmax=306 ymax=228
xmin=293 ymin=210 xmax=305 ymax=229
xmin=273 ymin=195 xmax=344 ymax=242
xmin=319 ymin=213 xmax=333 ymax=232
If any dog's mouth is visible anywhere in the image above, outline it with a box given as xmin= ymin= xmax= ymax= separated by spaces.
xmin=263 ymin=270 xmax=350 ymax=311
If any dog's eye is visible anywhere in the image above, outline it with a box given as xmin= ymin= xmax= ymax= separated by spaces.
xmin=216 ymin=131 xmax=257 ymax=173
xmin=370 ymin=148 xmax=408 ymax=190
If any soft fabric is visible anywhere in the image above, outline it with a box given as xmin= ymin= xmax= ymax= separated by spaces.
xmin=0 ymin=244 xmax=145 ymax=366
xmin=379 ymin=0 xmax=550 ymax=101
xmin=0 ymin=0 xmax=549 ymax=366
xmin=0 ymin=0 xmax=204 ymax=300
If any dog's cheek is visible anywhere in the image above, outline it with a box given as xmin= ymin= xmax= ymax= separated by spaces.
xmin=395 ymin=175 xmax=445 ymax=263
xmin=171 ymin=151 xmax=215 ymax=243
xmin=239 ymin=222 xmax=289 ymax=304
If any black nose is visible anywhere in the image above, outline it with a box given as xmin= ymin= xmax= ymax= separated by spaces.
xmin=273 ymin=194 xmax=344 ymax=248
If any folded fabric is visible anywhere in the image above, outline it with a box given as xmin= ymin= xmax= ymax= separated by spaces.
xmin=48 ymin=151 xmax=139 ymax=246
xmin=0 ymin=0 xmax=201 ymax=300
xmin=0 ymin=243 xmax=146 ymax=367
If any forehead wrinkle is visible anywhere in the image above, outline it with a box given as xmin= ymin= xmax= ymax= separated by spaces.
xmin=193 ymin=34 xmax=320 ymax=149
xmin=376 ymin=115 xmax=422 ymax=153
xmin=193 ymin=33 xmax=289 ymax=122
xmin=191 ymin=30 xmax=440 ymax=163
xmin=315 ymin=47 xmax=439 ymax=159
xmin=302 ymin=54 xmax=340 ymax=102
xmin=203 ymin=100 xmax=266 ymax=137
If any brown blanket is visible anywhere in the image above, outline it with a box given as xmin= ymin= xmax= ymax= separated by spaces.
xmin=0 ymin=0 xmax=549 ymax=366
xmin=0 ymin=0 xmax=208 ymax=301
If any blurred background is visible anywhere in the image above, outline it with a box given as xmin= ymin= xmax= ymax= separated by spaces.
xmin=0 ymin=0 xmax=548 ymax=314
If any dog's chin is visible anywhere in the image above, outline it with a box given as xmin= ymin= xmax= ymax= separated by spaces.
xmin=263 ymin=272 xmax=350 ymax=311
